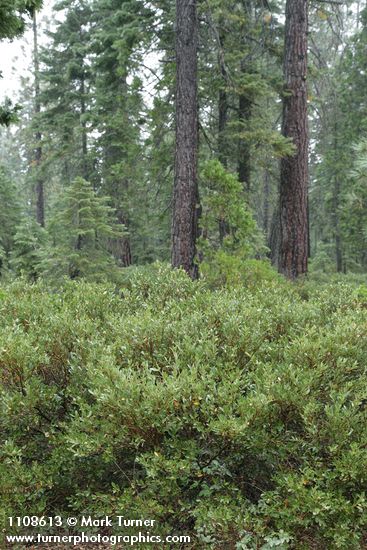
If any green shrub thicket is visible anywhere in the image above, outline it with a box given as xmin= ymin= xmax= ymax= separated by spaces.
xmin=1 ymin=264 xmax=367 ymax=548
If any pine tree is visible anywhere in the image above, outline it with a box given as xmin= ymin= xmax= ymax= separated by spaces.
xmin=10 ymin=217 xmax=47 ymax=280
xmin=89 ymin=0 xmax=151 ymax=266
xmin=0 ymin=166 xmax=20 ymax=276
xmin=32 ymin=9 xmax=44 ymax=227
xmin=198 ymin=159 xmax=257 ymax=255
xmin=200 ymin=0 xmax=288 ymax=242
xmin=309 ymin=2 xmax=365 ymax=272
xmin=44 ymin=177 xmax=125 ymax=280
xmin=39 ymin=0 xmax=93 ymax=184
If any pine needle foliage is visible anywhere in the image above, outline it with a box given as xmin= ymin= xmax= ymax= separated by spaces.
xmin=0 ymin=166 xmax=20 ymax=276
xmin=10 ymin=217 xmax=48 ymax=281
xmin=44 ymin=177 xmax=125 ymax=280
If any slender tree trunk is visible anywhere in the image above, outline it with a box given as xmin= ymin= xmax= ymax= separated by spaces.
xmin=307 ymin=196 xmax=311 ymax=258
xmin=238 ymin=89 xmax=251 ymax=193
xmin=218 ymin=26 xmax=230 ymax=242
xmin=33 ymin=11 xmax=44 ymax=227
xmin=269 ymin=206 xmax=280 ymax=266
xmin=218 ymin=25 xmax=228 ymax=169
xmin=108 ymin=207 xmax=132 ymax=267
xmin=115 ymin=74 xmax=132 ymax=267
xmin=218 ymin=85 xmax=229 ymax=242
xmin=171 ymin=0 xmax=199 ymax=279
xmin=104 ymin=73 xmax=132 ymax=267
xmin=80 ymin=71 xmax=88 ymax=180
xmin=332 ymin=122 xmax=343 ymax=272
xmin=263 ymin=167 xmax=270 ymax=237
xmin=333 ymin=177 xmax=343 ymax=272
xmin=279 ymin=0 xmax=309 ymax=279
xmin=218 ymin=88 xmax=228 ymax=168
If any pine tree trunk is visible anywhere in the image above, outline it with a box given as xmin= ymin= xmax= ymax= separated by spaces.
xmin=238 ymin=90 xmax=251 ymax=193
xmin=279 ymin=0 xmax=309 ymax=279
xmin=80 ymin=71 xmax=88 ymax=180
xmin=269 ymin=207 xmax=280 ymax=267
xmin=109 ymin=209 xmax=132 ymax=267
xmin=171 ymin=0 xmax=199 ymax=279
xmin=218 ymin=86 xmax=229 ymax=242
xmin=333 ymin=177 xmax=343 ymax=272
xmin=263 ymin=167 xmax=270 ymax=237
xmin=33 ymin=11 xmax=44 ymax=227
xmin=218 ymin=87 xmax=228 ymax=169
xmin=332 ymin=123 xmax=343 ymax=272
xmin=218 ymin=27 xmax=230 ymax=242
xmin=103 ymin=73 xmax=132 ymax=268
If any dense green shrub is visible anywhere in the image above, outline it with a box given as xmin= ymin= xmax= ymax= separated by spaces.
xmin=1 ymin=266 xmax=367 ymax=548
xmin=200 ymin=255 xmax=284 ymax=290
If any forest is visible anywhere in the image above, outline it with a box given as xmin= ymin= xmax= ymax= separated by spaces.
xmin=1 ymin=0 xmax=367 ymax=548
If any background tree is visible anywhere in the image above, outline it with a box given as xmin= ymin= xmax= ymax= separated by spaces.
xmin=0 ymin=166 xmax=20 ymax=276
xmin=44 ymin=177 xmax=125 ymax=280
xmin=10 ymin=217 xmax=47 ymax=280
xmin=32 ymin=10 xmax=44 ymax=227
xmin=0 ymin=0 xmax=366 ymax=281
xmin=88 ymin=0 xmax=152 ymax=266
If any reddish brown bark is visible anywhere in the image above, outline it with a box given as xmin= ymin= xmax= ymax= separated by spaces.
xmin=171 ymin=0 xmax=200 ymax=280
xmin=279 ymin=0 xmax=309 ymax=279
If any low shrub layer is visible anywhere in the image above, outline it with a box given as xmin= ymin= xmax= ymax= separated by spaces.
xmin=1 ymin=264 xmax=367 ymax=548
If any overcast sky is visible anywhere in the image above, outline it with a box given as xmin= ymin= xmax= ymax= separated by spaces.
xmin=0 ymin=0 xmax=54 ymax=101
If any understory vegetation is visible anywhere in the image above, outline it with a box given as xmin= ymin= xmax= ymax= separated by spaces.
xmin=1 ymin=264 xmax=367 ymax=549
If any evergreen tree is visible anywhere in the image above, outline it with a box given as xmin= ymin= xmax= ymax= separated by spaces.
xmin=198 ymin=159 xmax=258 ymax=256
xmin=0 ymin=166 xmax=20 ymax=276
xmin=44 ymin=177 xmax=125 ymax=280
xmin=0 ymin=0 xmax=365 ymax=281
xmin=32 ymin=9 xmax=44 ymax=226
xmin=89 ymin=0 xmax=151 ymax=266
xmin=10 ymin=217 xmax=47 ymax=280
xmin=309 ymin=2 xmax=366 ymax=272
xmin=39 ymin=0 xmax=93 ymax=184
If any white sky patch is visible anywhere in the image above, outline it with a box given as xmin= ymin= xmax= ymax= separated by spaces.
xmin=0 ymin=0 xmax=54 ymax=102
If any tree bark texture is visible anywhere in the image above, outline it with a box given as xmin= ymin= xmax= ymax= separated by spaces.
xmin=103 ymin=75 xmax=132 ymax=268
xmin=263 ymin=167 xmax=270 ymax=238
xmin=33 ymin=11 xmax=44 ymax=227
xmin=80 ymin=71 xmax=88 ymax=180
xmin=109 ymin=209 xmax=132 ymax=267
xmin=279 ymin=0 xmax=309 ymax=279
xmin=171 ymin=0 xmax=199 ymax=280
xmin=218 ymin=26 xmax=230 ymax=242
xmin=217 ymin=25 xmax=228 ymax=169
xmin=333 ymin=176 xmax=343 ymax=272
xmin=238 ymin=91 xmax=251 ymax=193
xmin=332 ymin=123 xmax=342 ymax=272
